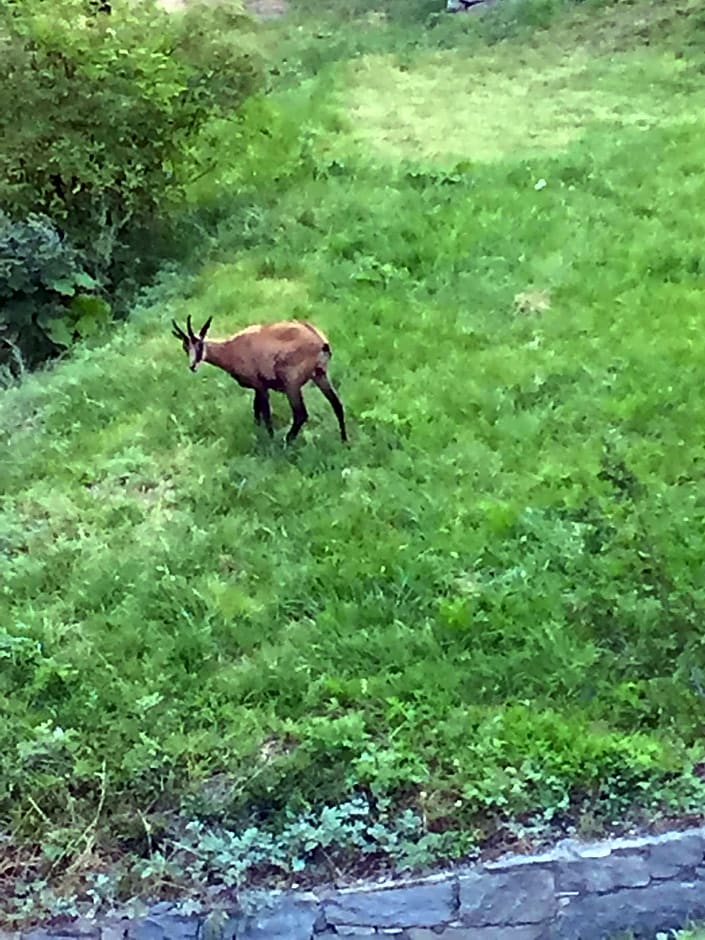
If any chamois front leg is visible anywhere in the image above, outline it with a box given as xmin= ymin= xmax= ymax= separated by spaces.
xmin=284 ymin=386 xmax=308 ymax=444
xmin=253 ymin=388 xmax=273 ymax=436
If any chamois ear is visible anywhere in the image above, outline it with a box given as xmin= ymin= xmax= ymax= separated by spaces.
xmin=199 ymin=316 xmax=213 ymax=339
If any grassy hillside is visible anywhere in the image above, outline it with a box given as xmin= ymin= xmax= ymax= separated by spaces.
xmin=2 ymin=0 xmax=705 ymax=923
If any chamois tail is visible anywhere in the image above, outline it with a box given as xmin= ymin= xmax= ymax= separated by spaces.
xmin=316 ymin=342 xmax=332 ymax=371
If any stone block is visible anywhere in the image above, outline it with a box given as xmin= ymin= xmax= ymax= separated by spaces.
xmin=234 ymin=896 xmax=319 ymax=940
xmin=555 ymin=852 xmax=650 ymax=893
xmin=459 ymin=867 xmax=555 ymax=927
xmin=23 ymin=922 xmax=100 ymax=940
xmin=647 ymin=831 xmax=705 ymax=879
xmin=126 ymin=915 xmax=199 ymax=940
xmin=100 ymin=925 xmax=128 ymax=940
xmin=551 ymin=878 xmax=705 ymax=939
xmin=335 ymin=928 xmax=377 ymax=936
xmin=409 ymin=926 xmax=546 ymax=940
xmin=315 ymin=934 xmax=377 ymax=940
xmin=324 ymin=879 xmax=456 ymax=929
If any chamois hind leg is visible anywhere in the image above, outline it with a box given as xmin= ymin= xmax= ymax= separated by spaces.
xmin=284 ymin=386 xmax=308 ymax=444
xmin=253 ymin=389 xmax=273 ymax=436
xmin=312 ymin=370 xmax=348 ymax=442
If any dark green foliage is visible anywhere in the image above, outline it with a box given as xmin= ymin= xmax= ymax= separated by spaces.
xmin=0 ymin=212 xmax=108 ymax=376
xmin=0 ymin=0 xmax=262 ymax=370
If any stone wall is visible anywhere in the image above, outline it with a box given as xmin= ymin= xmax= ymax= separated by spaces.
xmin=9 ymin=827 xmax=705 ymax=940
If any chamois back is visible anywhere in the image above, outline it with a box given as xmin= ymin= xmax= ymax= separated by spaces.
xmin=223 ymin=320 xmax=330 ymax=390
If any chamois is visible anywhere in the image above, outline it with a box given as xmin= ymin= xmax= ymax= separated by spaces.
xmin=171 ymin=315 xmax=348 ymax=445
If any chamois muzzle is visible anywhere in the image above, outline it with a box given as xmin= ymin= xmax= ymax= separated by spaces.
xmin=188 ymin=340 xmax=204 ymax=372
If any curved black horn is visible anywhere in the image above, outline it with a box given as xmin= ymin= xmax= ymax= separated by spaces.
xmin=186 ymin=314 xmax=195 ymax=339
xmin=172 ymin=319 xmax=188 ymax=340
xmin=199 ymin=316 xmax=213 ymax=339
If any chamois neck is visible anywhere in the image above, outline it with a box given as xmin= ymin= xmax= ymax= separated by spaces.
xmin=203 ymin=339 xmax=232 ymax=373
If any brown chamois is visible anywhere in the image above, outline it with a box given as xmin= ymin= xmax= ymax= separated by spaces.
xmin=171 ymin=315 xmax=348 ymax=445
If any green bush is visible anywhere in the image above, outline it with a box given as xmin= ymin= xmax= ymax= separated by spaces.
xmin=0 ymin=0 xmax=262 ymax=370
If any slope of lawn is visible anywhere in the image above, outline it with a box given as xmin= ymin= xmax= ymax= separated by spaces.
xmin=2 ymin=0 xmax=705 ymax=924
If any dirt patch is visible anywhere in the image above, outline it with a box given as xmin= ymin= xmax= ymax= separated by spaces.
xmin=245 ymin=0 xmax=287 ymax=18
xmin=158 ymin=0 xmax=287 ymax=17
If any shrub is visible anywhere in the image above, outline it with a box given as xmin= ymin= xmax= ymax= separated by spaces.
xmin=0 ymin=0 xmax=262 ymax=369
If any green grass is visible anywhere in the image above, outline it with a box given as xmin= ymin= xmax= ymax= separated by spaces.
xmin=3 ymin=0 xmax=705 ymax=924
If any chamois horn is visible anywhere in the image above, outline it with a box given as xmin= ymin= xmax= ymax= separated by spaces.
xmin=172 ymin=319 xmax=188 ymax=341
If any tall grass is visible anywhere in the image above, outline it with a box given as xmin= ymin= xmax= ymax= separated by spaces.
xmin=2 ymin=0 xmax=705 ymax=923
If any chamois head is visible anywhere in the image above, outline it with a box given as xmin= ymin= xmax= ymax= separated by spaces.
xmin=171 ymin=315 xmax=213 ymax=372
